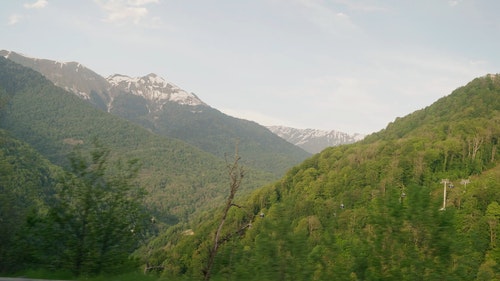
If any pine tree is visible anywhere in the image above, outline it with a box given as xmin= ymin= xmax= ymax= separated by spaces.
xmin=46 ymin=141 xmax=148 ymax=275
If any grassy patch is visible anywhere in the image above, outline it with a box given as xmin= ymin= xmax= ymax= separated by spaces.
xmin=8 ymin=269 xmax=160 ymax=281
xmin=77 ymin=271 xmax=160 ymax=281
xmin=13 ymin=268 xmax=75 ymax=280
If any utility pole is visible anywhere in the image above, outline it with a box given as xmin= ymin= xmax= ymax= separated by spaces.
xmin=460 ymin=179 xmax=470 ymax=191
xmin=457 ymin=179 xmax=471 ymax=209
xmin=440 ymin=179 xmax=450 ymax=211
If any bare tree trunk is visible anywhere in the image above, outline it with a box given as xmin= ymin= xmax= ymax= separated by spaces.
xmin=203 ymin=144 xmax=244 ymax=281
xmin=469 ymin=135 xmax=483 ymax=160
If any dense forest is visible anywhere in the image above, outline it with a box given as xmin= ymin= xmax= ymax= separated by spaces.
xmin=138 ymin=74 xmax=500 ymax=280
xmin=0 ymin=57 xmax=274 ymax=276
xmin=1 ymin=50 xmax=311 ymax=179
xmin=0 ymin=136 xmax=150 ymax=275
xmin=0 ymin=56 xmax=279 ymax=226
xmin=1 ymin=54 xmax=500 ymax=280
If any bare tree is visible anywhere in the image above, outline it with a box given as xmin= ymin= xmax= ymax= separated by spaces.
xmin=202 ymin=144 xmax=246 ymax=281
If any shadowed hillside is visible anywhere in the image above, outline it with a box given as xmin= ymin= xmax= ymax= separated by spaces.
xmin=1 ymin=50 xmax=311 ymax=177
xmin=0 ymin=57 xmax=275 ymax=225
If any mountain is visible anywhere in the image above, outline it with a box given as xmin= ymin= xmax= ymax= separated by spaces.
xmin=107 ymin=73 xmax=205 ymax=108
xmin=0 ymin=56 xmax=280 ymax=226
xmin=0 ymin=128 xmax=65 ymax=272
xmin=0 ymin=50 xmax=310 ymax=177
xmin=139 ymin=74 xmax=500 ymax=280
xmin=267 ymin=125 xmax=364 ymax=153
xmin=0 ymin=50 xmax=111 ymax=110
xmin=0 ymin=56 xmax=304 ymax=274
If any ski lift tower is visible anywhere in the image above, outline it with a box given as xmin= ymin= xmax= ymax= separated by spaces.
xmin=440 ymin=179 xmax=452 ymax=211
xmin=460 ymin=179 xmax=470 ymax=191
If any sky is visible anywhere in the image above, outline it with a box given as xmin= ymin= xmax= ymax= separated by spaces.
xmin=2 ymin=0 xmax=500 ymax=134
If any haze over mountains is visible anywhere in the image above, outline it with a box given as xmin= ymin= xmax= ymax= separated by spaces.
xmin=140 ymin=73 xmax=500 ymax=280
xmin=0 ymin=49 xmax=358 ymax=230
xmin=0 ymin=50 xmax=361 ymax=155
xmin=267 ymin=125 xmax=365 ymax=154
xmin=1 ymin=48 xmax=500 ymax=280
xmin=0 ymin=50 xmax=367 ymax=227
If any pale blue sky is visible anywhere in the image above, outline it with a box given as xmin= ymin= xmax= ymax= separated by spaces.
xmin=2 ymin=0 xmax=499 ymax=134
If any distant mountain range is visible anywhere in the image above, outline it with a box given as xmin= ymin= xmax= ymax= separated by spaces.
xmin=4 ymin=49 xmax=500 ymax=280
xmin=140 ymin=73 xmax=500 ymax=280
xmin=0 ymin=50 xmax=310 ymax=177
xmin=0 ymin=50 xmax=204 ymax=113
xmin=0 ymin=50 xmax=365 ymax=167
xmin=267 ymin=126 xmax=364 ymax=153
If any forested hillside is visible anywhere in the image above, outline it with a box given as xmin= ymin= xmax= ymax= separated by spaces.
xmin=140 ymin=74 xmax=500 ymax=280
xmin=1 ymin=50 xmax=311 ymax=178
xmin=2 ymin=54 xmax=499 ymax=280
xmin=150 ymin=102 xmax=310 ymax=176
xmin=0 ymin=57 xmax=275 ymax=225
xmin=0 ymin=129 xmax=155 ymax=275
xmin=0 ymin=129 xmax=62 ymax=272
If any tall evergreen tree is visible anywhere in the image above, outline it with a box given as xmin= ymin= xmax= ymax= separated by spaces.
xmin=45 ymin=141 xmax=148 ymax=275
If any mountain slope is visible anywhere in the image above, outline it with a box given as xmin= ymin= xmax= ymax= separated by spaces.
xmin=267 ymin=125 xmax=364 ymax=153
xmin=141 ymin=74 xmax=500 ymax=280
xmin=1 ymin=50 xmax=310 ymax=176
xmin=365 ymin=74 xmax=500 ymax=143
xmin=0 ymin=50 xmax=111 ymax=110
xmin=0 ymin=129 xmax=65 ymax=271
xmin=107 ymin=73 xmax=205 ymax=108
xmin=0 ymin=56 xmax=275 ymax=224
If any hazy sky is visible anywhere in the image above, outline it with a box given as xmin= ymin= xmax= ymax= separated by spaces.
xmin=2 ymin=0 xmax=500 ymax=134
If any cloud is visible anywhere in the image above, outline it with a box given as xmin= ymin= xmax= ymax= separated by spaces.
xmin=333 ymin=0 xmax=388 ymax=12
xmin=94 ymin=0 xmax=160 ymax=26
xmin=128 ymin=0 xmax=159 ymax=5
xmin=8 ymin=0 xmax=47 ymax=26
xmin=294 ymin=0 xmax=358 ymax=34
xmin=23 ymin=0 xmax=48 ymax=9
xmin=7 ymin=14 xmax=23 ymax=25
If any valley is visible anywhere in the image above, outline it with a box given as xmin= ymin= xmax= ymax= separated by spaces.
xmin=1 ymin=53 xmax=499 ymax=280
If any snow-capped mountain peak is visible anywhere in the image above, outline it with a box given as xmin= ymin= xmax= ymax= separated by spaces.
xmin=107 ymin=73 xmax=205 ymax=107
xmin=267 ymin=125 xmax=365 ymax=154
xmin=144 ymin=73 xmax=167 ymax=86
xmin=1 ymin=50 xmax=206 ymax=109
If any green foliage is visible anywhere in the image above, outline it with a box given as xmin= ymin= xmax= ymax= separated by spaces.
xmin=54 ymin=143 xmax=147 ymax=275
xmin=12 ymin=268 xmax=159 ymax=281
xmin=78 ymin=271 xmax=160 ymax=281
xmin=15 ymin=143 xmax=150 ymax=276
xmin=0 ymin=129 xmax=61 ymax=272
xmin=152 ymin=103 xmax=310 ymax=177
xmin=142 ymin=74 xmax=500 ymax=280
xmin=0 ymin=57 xmax=276 ymax=225
xmin=3 ymin=56 xmax=500 ymax=280
xmin=0 ymin=57 xmax=292 ymax=277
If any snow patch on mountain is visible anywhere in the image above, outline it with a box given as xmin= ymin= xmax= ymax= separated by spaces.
xmin=267 ymin=125 xmax=364 ymax=154
xmin=107 ymin=73 xmax=205 ymax=107
xmin=1 ymin=50 xmax=206 ymax=111
xmin=1 ymin=50 xmax=12 ymax=59
xmin=62 ymin=86 xmax=90 ymax=100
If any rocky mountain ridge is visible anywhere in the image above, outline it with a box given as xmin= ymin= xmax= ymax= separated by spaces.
xmin=1 ymin=50 xmax=311 ymax=177
xmin=107 ymin=73 xmax=205 ymax=110
xmin=0 ymin=50 xmax=204 ymax=112
xmin=267 ymin=125 xmax=365 ymax=153
xmin=0 ymin=50 xmax=358 ymax=152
